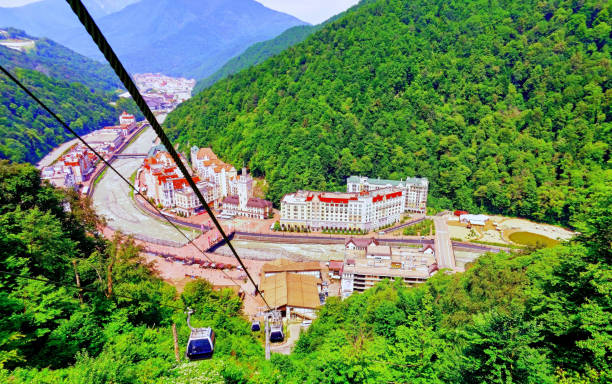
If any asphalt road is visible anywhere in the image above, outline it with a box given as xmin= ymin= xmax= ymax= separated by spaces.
xmin=433 ymin=217 xmax=455 ymax=268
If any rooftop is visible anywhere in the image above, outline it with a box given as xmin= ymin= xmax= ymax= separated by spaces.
xmin=262 ymin=258 xmax=322 ymax=274
xmin=260 ymin=272 xmax=321 ymax=309
xmin=345 ymin=237 xmax=379 ymax=248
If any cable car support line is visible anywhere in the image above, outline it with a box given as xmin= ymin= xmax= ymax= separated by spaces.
xmin=64 ymin=0 xmax=271 ymax=311
xmin=0 ymin=64 xmax=253 ymax=304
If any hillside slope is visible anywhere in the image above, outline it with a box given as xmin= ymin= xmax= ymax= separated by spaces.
xmin=1 ymin=161 xmax=609 ymax=382
xmin=165 ymin=0 xmax=611 ymax=226
xmin=0 ymin=28 xmax=121 ymax=91
xmin=57 ymin=0 xmax=307 ymax=78
xmin=194 ymin=25 xmax=320 ymax=93
xmin=0 ymin=68 xmax=122 ymax=163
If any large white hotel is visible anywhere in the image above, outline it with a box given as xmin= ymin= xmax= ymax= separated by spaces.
xmin=346 ymin=175 xmax=428 ymax=213
xmin=280 ymin=175 xmax=428 ymax=231
xmin=280 ymin=187 xmax=404 ymax=231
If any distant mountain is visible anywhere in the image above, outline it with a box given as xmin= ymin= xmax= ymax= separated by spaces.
xmin=193 ymin=25 xmax=321 ymax=93
xmin=58 ymin=0 xmax=308 ymax=79
xmin=0 ymin=0 xmax=121 ymax=39
xmin=0 ymin=0 xmax=307 ymax=79
xmin=0 ymin=28 xmax=121 ymax=91
xmin=193 ymin=6 xmax=354 ymax=94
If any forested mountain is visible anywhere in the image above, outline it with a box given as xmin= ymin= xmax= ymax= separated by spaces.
xmin=0 ymin=68 xmax=124 ymax=163
xmin=1 ymin=161 xmax=610 ymax=382
xmin=193 ymin=3 xmax=362 ymax=93
xmin=194 ymin=25 xmax=320 ymax=93
xmin=165 ymin=0 xmax=611 ymax=227
xmin=0 ymin=28 xmax=121 ymax=91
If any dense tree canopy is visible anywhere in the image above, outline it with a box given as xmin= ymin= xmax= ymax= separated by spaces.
xmin=166 ymin=0 xmax=611 ymax=227
xmin=0 ymin=68 xmax=117 ymax=164
xmin=0 ymin=67 xmax=142 ymax=164
xmin=0 ymin=28 xmax=122 ymax=92
xmin=0 ymin=162 xmax=609 ymax=383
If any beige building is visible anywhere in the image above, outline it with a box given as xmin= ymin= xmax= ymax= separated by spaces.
xmin=190 ymin=146 xmax=237 ymax=200
xmin=259 ymin=259 xmax=325 ymax=319
xmin=174 ymin=180 xmax=216 ymax=216
xmin=280 ymin=187 xmax=404 ymax=231
xmin=260 ymin=272 xmax=321 ymax=320
xmin=346 ymin=175 xmax=428 ymax=213
xmin=341 ymin=245 xmax=436 ymax=298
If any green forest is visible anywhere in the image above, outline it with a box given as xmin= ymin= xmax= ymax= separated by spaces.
xmin=0 ymin=67 xmax=140 ymax=164
xmin=0 ymin=28 xmax=122 ymax=92
xmin=0 ymin=161 xmax=609 ymax=383
xmin=165 ymin=0 xmax=611 ymax=227
xmin=194 ymin=25 xmax=321 ymax=93
xmin=0 ymin=29 xmax=143 ymax=164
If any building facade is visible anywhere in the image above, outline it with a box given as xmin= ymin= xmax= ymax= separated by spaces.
xmin=346 ymin=175 xmax=428 ymax=213
xmin=280 ymin=187 xmax=404 ymax=231
xmin=340 ymin=245 xmax=436 ymax=298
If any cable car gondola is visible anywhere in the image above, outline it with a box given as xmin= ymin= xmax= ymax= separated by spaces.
xmin=251 ymin=320 xmax=261 ymax=332
xmin=185 ymin=308 xmax=215 ymax=360
xmin=269 ymin=323 xmax=284 ymax=342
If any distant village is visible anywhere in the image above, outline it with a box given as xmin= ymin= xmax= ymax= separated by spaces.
xmin=41 ymin=112 xmax=144 ymax=192
xmin=120 ymin=73 xmax=196 ymax=113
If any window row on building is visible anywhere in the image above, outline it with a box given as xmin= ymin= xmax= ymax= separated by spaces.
xmin=280 ymin=187 xmax=405 ymax=231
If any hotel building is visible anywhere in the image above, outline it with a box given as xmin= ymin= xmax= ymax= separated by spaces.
xmin=280 ymin=187 xmax=404 ymax=231
xmin=346 ymin=175 xmax=428 ymax=213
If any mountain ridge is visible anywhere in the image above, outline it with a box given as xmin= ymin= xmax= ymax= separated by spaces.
xmin=165 ymin=0 xmax=610 ymax=227
xmin=0 ymin=0 xmax=308 ymax=79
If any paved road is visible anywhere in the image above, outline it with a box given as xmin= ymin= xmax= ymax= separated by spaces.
xmin=433 ymin=217 xmax=455 ymax=269
xmin=234 ymin=231 xmax=435 ymax=245
xmin=270 ymin=323 xmax=302 ymax=355
xmin=451 ymin=241 xmax=504 ymax=253
xmin=91 ymin=121 xmax=195 ymax=244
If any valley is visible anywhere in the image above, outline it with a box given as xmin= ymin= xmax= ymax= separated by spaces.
xmin=0 ymin=0 xmax=609 ymax=383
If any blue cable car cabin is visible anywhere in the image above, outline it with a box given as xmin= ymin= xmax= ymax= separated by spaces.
xmin=269 ymin=323 xmax=284 ymax=342
xmin=251 ymin=320 xmax=261 ymax=332
xmin=186 ymin=327 xmax=215 ymax=360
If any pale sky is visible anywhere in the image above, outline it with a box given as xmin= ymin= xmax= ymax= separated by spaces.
xmin=255 ymin=0 xmax=359 ymax=24
xmin=0 ymin=0 xmax=360 ymax=24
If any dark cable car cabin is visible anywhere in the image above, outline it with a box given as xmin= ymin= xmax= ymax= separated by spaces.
xmin=269 ymin=323 xmax=284 ymax=342
xmin=251 ymin=320 xmax=260 ymax=332
xmin=186 ymin=328 xmax=215 ymax=360
xmin=185 ymin=308 xmax=215 ymax=360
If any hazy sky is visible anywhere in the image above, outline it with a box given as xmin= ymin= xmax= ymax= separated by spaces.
xmin=255 ymin=0 xmax=359 ymax=24
xmin=0 ymin=0 xmax=359 ymax=24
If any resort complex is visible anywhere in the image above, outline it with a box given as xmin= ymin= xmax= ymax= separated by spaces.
xmin=346 ymin=175 xmax=428 ymax=213
xmin=280 ymin=187 xmax=405 ymax=231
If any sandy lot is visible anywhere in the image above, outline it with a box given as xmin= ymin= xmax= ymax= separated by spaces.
xmin=445 ymin=214 xmax=574 ymax=245
xmin=500 ymin=218 xmax=574 ymax=241
xmin=454 ymin=250 xmax=483 ymax=271
xmin=448 ymin=225 xmax=473 ymax=240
